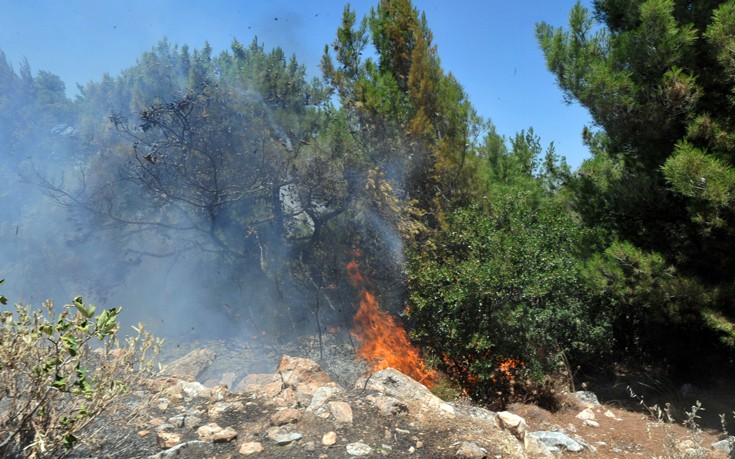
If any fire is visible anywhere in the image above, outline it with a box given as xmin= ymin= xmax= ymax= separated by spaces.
xmin=346 ymin=250 xmax=437 ymax=387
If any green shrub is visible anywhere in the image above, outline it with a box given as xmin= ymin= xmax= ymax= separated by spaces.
xmin=409 ymin=190 xmax=611 ymax=408
xmin=0 ymin=281 xmax=161 ymax=458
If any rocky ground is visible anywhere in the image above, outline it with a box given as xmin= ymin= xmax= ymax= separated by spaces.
xmin=67 ymin=337 xmax=733 ymax=458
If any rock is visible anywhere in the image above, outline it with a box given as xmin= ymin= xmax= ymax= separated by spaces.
xmin=147 ymin=440 xmax=210 ymax=458
xmin=270 ymin=408 xmax=302 ymax=426
xmin=234 ymin=373 xmax=280 ymax=393
xmin=156 ymin=432 xmax=182 ymax=449
xmin=276 ymin=355 xmax=332 ymax=397
xmin=266 ymin=425 xmax=303 ymax=445
xmin=328 ymin=401 xmax=353 ymax=426
xmin=322 ymin=431 xmax=337 ymax=446
xmin=208 ymin=400 xmax=245 ymax=418
xmin=346 ymin=442 xmax=373 ymax=456
xmin=573 ymin=434 xmax=597 ymax=453
xmin=495 ymin=411 xmax=527 ymax=444
xmin=162 ymin=348 xmax=216 ymax=381
xmin=177 ymin=381 xmax=211 ymax=399
xmin=583 ymin=419 xmax=600 ymax=428
xmin=572 ymin=390 xmax=600 ymax=407
xmin=364 ymin=394 xmax=409 ymax=416
xmin=167 ymin=413 xmax=201 ymax=429
xmin=239 ymin=441 xmax=264 ymax=456
xmin=576 ymin=408 xmax=596 ymax=421
xmin=453 ymin=404 xmax=497 ymax=424
xmin=355 ymin=368 xmax=454 ymax=418
xmin=455 ymin=441 xmax=487 ymax=458
xmin=306 ymin=383 xmax=346 ymax=412
xmin=304 ymin=441 xmax=316 ymax=452
xmin=203 ymin=425 xmax=237 ymax=443
xmin=711 ymin=439 xmax=733 ymax=454
xmin=530 ymin=431 xmax=584 ymax=453
xmin=196 ymin=422 xmax=237 ymax=442
xmin=525 ymin=436 xmax=554 ymax=458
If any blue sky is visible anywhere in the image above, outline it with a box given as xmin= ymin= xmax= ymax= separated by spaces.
xmin=0 ymin=0 xmax=593 ymax=168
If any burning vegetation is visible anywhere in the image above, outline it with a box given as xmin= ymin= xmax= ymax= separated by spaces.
xmin=346 ymin=250 xmax=438 ymax=387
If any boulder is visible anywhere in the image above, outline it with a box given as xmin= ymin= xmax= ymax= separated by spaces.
xmin=355 ymin=368 xmax=455 ymax=419
xmin=276 ymin=355 xmax=332 ymax=397
xmin=162 ymin=349 xmax=216 ymax=381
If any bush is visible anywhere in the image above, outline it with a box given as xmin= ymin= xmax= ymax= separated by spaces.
xmin=0 ymin=281 xmax=161 ymax=458
xmin=408 ymin=190 xmax=611 ymax=408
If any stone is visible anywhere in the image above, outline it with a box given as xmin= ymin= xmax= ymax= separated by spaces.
xmin=455 ymin=441 xmax=486 ymax=458
xmin=583 ymin=419 xmax=600 ymax=428
xmin=304 ymin=441 xmax=316 ymax=452
xmin=208 ymin=400 xmax=245 ymax=418
xmin=711 ymin=439 xmax=733 ymax=454
xmin=239 ymin=441 xmax=264 ymax=456
xmin=322 ymin=431 xmax=337 ymax=446
xmin=177 ymin=381 xmax=211 ymax=399
xmin=306 ymin=383 xmax=346 ymax=412
xmin=270 ymin=408 xmax=302 ymax=426
xmin=530 ymin=431 xmax=584 ymax=453
xmin=495 ymin=411 xmax=527 ymax=444
xmin=328 ymin=401 xmax=353 ymax=426
xmin=364 ymin=394 xmax=409 ymax=416
xmin=147 ymin=440 xmax=210 ymax=458
xmin=213 ymin=427 xmax=238 ymax=443
xmin=167 ymin=413 xmax=202 ymax=429
xmin=196 ymin=422 xmax=237 ymax=442
xmin=576 ymin=408 xmax=596 ymax=421
xmin=162 ymin=348 xmax=216 ymax=381
xmin=572 ymin=390 xmax=600 ymax=407
xmin=156 ymin=432 xmax=182 ymax=449
xmin=525 ymin=436 xmax=553 ymax=458
xmin=276 ymin=355 xmax=332 ymax=397
xmin=346 ymin=442 xmax=373 ymax=456
xmin=266 ymin=425 xmax=303 ymax=445
xmin=354 ymin=368 xmax=455 ymax=417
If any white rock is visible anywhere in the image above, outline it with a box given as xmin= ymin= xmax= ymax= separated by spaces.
xmin=346 ymin=442 xmax=373 ymax=456
xmin=575 ymin=408 xmax=596 ymax=421
xmin=266 ymin=425 xmax=303 ymax=445
xmin=583 ymin=419 xmax=600 ymax=428
xmin=530 ymin=431 xmax=584 ymax=453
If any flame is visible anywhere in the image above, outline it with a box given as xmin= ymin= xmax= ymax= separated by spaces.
xmin=347 ymin=250 xmax=437 ymax=387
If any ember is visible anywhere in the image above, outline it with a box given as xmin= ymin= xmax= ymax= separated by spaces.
xmin=346 ymin=250 xmax=437 ymax=387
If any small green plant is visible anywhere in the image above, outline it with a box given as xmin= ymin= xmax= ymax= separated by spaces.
xmin=0 ymin=281 xmax=161 ymax=458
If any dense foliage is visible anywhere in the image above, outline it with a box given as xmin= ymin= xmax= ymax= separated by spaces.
xmin=538 ymin=0 xmax=735 ymax=372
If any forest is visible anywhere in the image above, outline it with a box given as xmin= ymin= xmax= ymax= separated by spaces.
xmin=2 ymin=0 xmax=735 ymax=409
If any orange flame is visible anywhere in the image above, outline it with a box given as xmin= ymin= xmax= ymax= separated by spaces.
xmin=347 ymin=250 xmax=437 ymax=387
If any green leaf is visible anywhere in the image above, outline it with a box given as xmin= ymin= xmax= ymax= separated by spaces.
xmin=39 ymin=323 xmax=54 ymax=336
xmin=73 ymin=296 xmax=96 ymax=319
